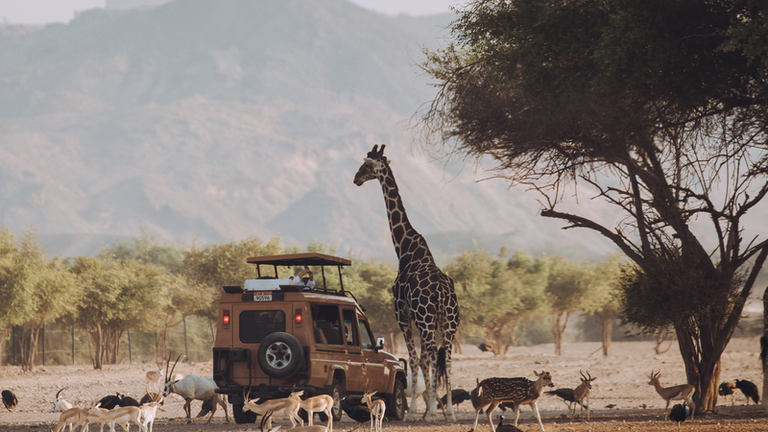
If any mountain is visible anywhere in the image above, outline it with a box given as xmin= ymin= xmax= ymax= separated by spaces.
xmin=0 ymin=0 xmax=619 ymax=264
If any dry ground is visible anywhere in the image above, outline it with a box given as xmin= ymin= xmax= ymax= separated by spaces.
xmin=1 ymin=338 xmax=767 ymax=431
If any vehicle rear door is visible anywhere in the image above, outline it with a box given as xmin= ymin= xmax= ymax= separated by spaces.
xmin=232 ymin=303 xmax=292 ymax=380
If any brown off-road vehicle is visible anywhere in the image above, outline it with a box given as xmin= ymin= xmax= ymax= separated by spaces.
xmin=213 ymin=252 xmax=407 ymax=424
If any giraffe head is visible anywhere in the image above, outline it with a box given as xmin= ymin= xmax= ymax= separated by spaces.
xmin=353 ymin=144 xmax=388 ymax=186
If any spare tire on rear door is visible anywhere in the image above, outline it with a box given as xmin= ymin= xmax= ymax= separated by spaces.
xmin=257 ymin=332 xmax=304 ymax=378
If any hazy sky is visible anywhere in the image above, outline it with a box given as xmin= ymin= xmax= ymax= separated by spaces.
xmin=0 ymin=0 xmax=463 ymax=25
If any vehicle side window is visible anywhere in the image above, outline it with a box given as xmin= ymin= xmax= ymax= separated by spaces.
xmin=342 ymin=309 xmax=359 ymax=347
xmin=358 ymin=319 xmax=375 ymax=350
xmin=239 ymin=310 xmax=286 ymax=343
xmin=312 ymin=304 xmax=343 ymax=345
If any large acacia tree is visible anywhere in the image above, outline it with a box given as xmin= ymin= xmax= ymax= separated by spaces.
xmin=420 ymin=0 xmax=768 ymax=412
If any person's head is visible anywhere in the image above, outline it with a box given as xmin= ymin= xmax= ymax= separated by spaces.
xmin=301 ymin=276 xmax=311 ymax=284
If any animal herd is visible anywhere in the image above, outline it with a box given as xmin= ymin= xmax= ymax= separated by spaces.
xmin=0 ymin=366 xmax=763 ymax=431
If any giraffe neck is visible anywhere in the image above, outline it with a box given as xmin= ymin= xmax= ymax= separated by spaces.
xmin=377 ymin=163 xmax=434 ymax=265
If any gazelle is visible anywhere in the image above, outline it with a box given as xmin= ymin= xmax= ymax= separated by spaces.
xmin=85 ymin=403 xmax=146 ymax=432
xmin=289 ymin=392 xmax=334 ymax=431
xmin=260 ymin=412 xmax=328 ymax=432
xmin=648 ymin=370 xmax=695 ymax=420
xmin=243 ymin=389 xmax=303 ymax=429
xmin=471 ymin=371 xmax=554 ymax=432
xmin=361 ymin=391 xmax=386 ymax=432
xmin=53 ymin=407 xmax=89 ymax=432
xmin=572 ymin=371 xmax=596 ymax=421
xmin=76 ymin=403 xmax=111 ymax=432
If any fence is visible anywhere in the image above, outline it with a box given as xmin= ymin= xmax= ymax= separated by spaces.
xmin=1 ymin=316 xmax=216 ymax=367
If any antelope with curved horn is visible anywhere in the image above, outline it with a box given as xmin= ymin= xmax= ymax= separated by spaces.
xmin=162 ymin=354 xmax=229 ymax=423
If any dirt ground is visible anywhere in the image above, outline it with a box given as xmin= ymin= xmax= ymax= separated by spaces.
xmin=1 ymin=339 xmax=767 ymax=431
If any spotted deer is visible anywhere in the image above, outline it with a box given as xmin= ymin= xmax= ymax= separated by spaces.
xmin=471 ymin=371 xmax=554 ymax=432
xmin=648 ymin=370 xmax=695 ymax=420
xmin=572 ymin=371 xmax=596 ymax=421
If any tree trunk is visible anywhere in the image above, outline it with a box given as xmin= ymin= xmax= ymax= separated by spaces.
xmin=90 ymin=325 xmax=104 ymax=369
xmin=20 ymin=325 xmax=42 ymax=372
xmin=552 ymin=311 xmax=570 ymax=356
xmin=598 ymin=313 xmax=612 ymax=357
xmin=676 ymin=323 xmax=724 ymax=414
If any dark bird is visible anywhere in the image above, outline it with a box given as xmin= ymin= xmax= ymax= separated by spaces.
xmin=669 ymin=402 xmax=689 ymax=430
xmin=98 ymin=393 xmax=139 ymax=410
xmin=341 ymin=395 xmax=372 ymax=424
xmin=97 ymin=393 xmax=122 ymax=410
xmin=735 ymin=379 xmax=760 ymax=405
xmin=605 ymin=404 xmax=617 ymax=409
xmin=118 ymin=395 xmax=141 ymax=407
xmin=477 ymin=342 xmax=494 ymax=353
xmin=437 ymin=389 xmax=472 ymax=410
xmin=719 ymin=382 xmax=737 ymax=405
xmin=2 ymin=390 xmax=18 ymax=412
xmin=496 ymin=415 xmax=525 ymax=432
xmin=545 ymin=388 xmax=586 ymax=410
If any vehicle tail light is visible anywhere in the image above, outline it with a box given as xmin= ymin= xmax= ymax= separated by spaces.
xmin=222 ymin=310 xmax=230 ymax=329
xmin=295 ymin=309 xmax=303 ymax=326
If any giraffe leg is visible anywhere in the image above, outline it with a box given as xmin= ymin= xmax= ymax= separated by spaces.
xmin=420 ymin=332 xmax=439 ymax=422
xmin=442 ymin=340 xmax=457 ymax=422
xmin=401 ymin=324 xmax=421 ymax=422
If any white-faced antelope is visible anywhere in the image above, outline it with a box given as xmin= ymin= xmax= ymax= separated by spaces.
xmin=53 ymin=388 xmax=73 ymax=413
xmin=162 ymin=354 xmax=229 ymax=423
xmin=648 ymin=370 xmax=695 ymax=420
xmin=471 ymin=371 xmax=554 ymax=432
xmin=572 ymin=371 xmax=595 ymax=421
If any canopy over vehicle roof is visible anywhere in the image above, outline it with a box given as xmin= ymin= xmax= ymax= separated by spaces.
xmin=246 ymin=252 xmax=352 ymax=267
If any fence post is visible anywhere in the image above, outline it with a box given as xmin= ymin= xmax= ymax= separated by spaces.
xmin=72 ymin=325 xmax=75 ymax=365
xmin=42 ymin=324 xmax=45 ymax=366
xmin=183 ymin=318 xmax=189 ymax=361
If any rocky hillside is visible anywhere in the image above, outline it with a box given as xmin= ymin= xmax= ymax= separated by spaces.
xmin=0 ymin=0 xmax=618 ymax=263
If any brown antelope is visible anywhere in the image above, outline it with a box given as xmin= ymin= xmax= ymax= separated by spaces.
xmin=85 ymin=403 xmax=146 ymax=432
xmin=361 ymin=391 xmax=386 ymax=432
xmin=243 ymin=389 xmax=303 ymax=429
xmin=53 ymin=407 xmax=89 ymax=432
xmin=572 ymin=371 xmax=596 ymax=421
xmin=471 ymin=371 xmax=554 ymax=432
xmin=289 ymin=392 xmax=334 ymax=431
xmin=647 ymin=370 xmax=695 ymax=420
xmin=75 ymin=403 xmax=110 ymax=432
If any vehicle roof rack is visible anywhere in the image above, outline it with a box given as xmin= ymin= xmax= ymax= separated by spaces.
xmin=246 ymin=252 xmax=351 ymax=267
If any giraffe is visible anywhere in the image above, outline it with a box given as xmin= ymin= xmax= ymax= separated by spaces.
xmin=353 ymin=144 xmax=460 ymax=422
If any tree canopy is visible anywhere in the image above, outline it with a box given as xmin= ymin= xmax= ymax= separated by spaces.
xmin=420 ymin=0 xmax=768 ymax=412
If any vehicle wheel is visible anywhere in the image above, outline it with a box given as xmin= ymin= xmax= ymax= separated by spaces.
xmin=330 ymin=379 xmax=343 ymax=422
xmin=256 ymin=332 xmax=304 ymax=378
xmin=386 ymin=379 xmax=407 ymax=421
xmin=232 ymin=404 xmax=258 ymax=424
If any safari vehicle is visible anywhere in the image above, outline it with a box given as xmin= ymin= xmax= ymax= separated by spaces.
xmin=213 ymin=252 xmax=408 ymax=424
